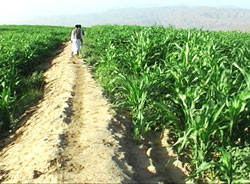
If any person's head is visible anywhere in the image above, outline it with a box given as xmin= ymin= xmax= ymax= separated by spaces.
xmin=75 ymin=24 xmax=81 ymax=28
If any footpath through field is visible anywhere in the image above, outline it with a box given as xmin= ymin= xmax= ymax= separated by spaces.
xmin=0 ymin=42 xmax=186 ymax=183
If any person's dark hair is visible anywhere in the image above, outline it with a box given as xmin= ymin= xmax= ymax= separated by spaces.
xmin=74 ymin=24 xmax=81 ymax=28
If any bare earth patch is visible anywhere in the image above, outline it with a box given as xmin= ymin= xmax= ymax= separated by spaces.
xmin=0 ymin=42 xmax=187 ymax=183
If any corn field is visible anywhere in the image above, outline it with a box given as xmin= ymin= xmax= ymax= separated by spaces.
xmin=82 ymin=25 xmax=250 ymax=183
xmin=0 ymin=25 xmax=70 ymax=132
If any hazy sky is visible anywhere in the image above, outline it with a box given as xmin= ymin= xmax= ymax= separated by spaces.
xmin=1 ymin=0 xmax=250 ymax=22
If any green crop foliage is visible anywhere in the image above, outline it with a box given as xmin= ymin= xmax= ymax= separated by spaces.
xmin=82 ymin=25 xmax=250 ymax=183
xmin=0 ymin=25 xmax=70 ymax=132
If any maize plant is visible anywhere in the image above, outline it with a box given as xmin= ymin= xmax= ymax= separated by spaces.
xmin=0 ymin=25 xmax=70 ymax=132
xmin=83 ymin=25 xmax=250 ymax=183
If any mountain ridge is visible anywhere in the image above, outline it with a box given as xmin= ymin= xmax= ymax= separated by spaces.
xmin=24 ymin=6 xmax=250 ymax=31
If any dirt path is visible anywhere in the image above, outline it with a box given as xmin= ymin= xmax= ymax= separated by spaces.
xmin=57 ymin=52 xmax=131 ymax=183
xmin=0 ymin=42 xmax=187 ymax=183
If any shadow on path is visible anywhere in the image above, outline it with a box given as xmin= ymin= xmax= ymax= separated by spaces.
xmin=109 ymin=108 xmax=187 ymax=184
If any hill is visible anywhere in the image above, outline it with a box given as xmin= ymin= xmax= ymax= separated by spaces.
xmin=26 ymin=6 xmax=250 ymax=31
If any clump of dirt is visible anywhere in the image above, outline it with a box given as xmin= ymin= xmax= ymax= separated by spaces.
xmin=109 ymin=110 xmax=188 ymax=184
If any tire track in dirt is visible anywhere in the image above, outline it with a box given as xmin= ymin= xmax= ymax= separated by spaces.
xmin=57 ymin=57 xmax=130 ymax=183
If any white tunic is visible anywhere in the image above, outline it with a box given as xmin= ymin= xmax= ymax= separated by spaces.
xmin=71 ymin=28 xmax=83 ymax=55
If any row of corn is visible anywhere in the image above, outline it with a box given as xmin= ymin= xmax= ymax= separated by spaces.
xmin=82 ymin=25 xmax=250 ymax=183
xmin=0 ymin=25 xmax=70 ymax=132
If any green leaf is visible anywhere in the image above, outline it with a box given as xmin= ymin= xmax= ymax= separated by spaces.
xmin=196 ymin=162 xmax=213 ymax=173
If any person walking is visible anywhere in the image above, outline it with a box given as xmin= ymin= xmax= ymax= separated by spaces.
xmin=70 ymin=24 xmax=84 ymax=56
xmin=78 ymin=24 xmax=84 ymax=44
